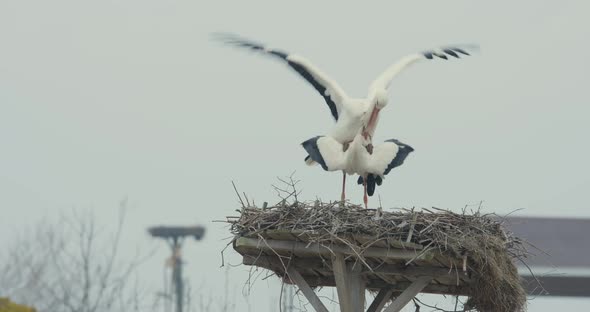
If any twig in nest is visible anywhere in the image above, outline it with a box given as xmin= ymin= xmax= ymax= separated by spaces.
xmin=272 ymin=173 xmax=302 ymax=206
xmin=232 ymin=180 xmax=246 ymax=208
xmin=413 ymin=297 xmax=462 ymax=312
xmin=517 ymin=257 xmax=548 ymax=295
xmin=413 ymin=298 xmax=421 ymax=311
xmin=242 ymin=192 xmax=251 ymax=207
xmin=257 ymin=233 xmax=290 ymax=275
xmin=219 ymin=239 xmax=234 ymax=268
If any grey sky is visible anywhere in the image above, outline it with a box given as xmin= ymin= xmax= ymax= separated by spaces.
xmin=1 ymin=1 xmax=589 ymax=311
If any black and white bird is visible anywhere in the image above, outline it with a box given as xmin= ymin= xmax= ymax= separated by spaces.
xmin=215 ymin=33 xmax=476 ymax=140
xmin=215 ymin=33 xmax=474 ymax=199
xmin=301 ymin=132 xmax=414 ymax=208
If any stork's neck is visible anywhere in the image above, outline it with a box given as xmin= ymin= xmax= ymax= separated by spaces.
xmin=348 ymin=134 xmax=369 ymax=159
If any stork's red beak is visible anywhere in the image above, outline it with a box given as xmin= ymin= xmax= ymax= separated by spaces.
xmin=363 ymin=108 xmax=381 ymax=139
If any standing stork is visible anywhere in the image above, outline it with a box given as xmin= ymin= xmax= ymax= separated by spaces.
xmin=215 ymin=33 xmax=475 ymax=201
xmin=302 ymin=132 xmax=413 ymax=208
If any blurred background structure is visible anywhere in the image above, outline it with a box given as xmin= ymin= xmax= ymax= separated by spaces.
xmin=148 ymin=225 xmax=206 ymax=312
xmin=507 ymin=217 xmax=590 ymax=297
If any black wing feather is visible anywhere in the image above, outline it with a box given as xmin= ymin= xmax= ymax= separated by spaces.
xmin=301 ymin=136 xmax=329 ymax=171
xmin=218 ymin=34 xmax=339 ymax=120
xmin=383 ymin=139 xmax=415 ymax=175
xmin=366 ymin=174 xmax=377 ymax=196
xmin=422 ymin=46 xmax=474 ymax=60
xmin=452 ymin=48 xmax=470 ymax=56
xmin=285 ymin=61 xmax=339 ymax=120
xmin=443 ymin=49 xmax=460 ymax=58
xmin=357 ymin=174 xmax=380 ymax=197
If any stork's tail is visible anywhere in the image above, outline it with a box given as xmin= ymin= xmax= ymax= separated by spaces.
xmin=357 ymin=174 xmax=382 ymax=197
xmin=304 ymin=155 xmax=317 ymax=166
xmin=301 ymin=136 xmax=331 ymax=171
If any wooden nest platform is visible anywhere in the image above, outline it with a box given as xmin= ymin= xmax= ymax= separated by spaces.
xmin=227 ymin=201 xmax=528 ymax=312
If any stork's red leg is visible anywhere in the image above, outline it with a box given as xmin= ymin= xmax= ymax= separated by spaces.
xmin=363 ymin=180 xmax=368 ymax=209
xmin=341 ymin=172 xmax=346 ymax=202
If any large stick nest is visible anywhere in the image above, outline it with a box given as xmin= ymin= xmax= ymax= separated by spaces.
xmin=228 ymin=197 xmax=529 ymax=312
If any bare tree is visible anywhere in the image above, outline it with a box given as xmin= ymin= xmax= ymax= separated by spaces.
xmin=0 ymin=201 xmax=153 ymax=312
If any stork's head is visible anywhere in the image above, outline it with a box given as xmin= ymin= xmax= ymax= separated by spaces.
xmin=371 ymin=89 xmax=389 ymax=109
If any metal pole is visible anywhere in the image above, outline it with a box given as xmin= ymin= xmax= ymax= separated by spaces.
xmin=171 ymin=238 xmax=184 ymax=312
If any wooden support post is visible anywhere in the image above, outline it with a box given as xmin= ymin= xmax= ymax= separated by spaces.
xmin=348 ymin=262 xmax=365 ymax=311
xmin=367 ymin=287 xmax=394 ymax=312
xmin=383 ymin=276 xmax=432 ymax=312
xmin=286 ymin=266 xmax=329 ymax=312
xmin=332 ymin=254 xmax=354 ymax=312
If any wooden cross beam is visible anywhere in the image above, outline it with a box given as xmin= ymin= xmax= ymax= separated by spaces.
xmin=367 ymin=287 xmax=395 ymax=312
xmin=383 ymin=276 xmax=433 ymax=312
xmin=242 ymin=255 xmax=471 ymax=286
xmin=285 ymin=266 xmax=329 ymax=312
xmin=235 ymin=237 xmax=426 ymax=260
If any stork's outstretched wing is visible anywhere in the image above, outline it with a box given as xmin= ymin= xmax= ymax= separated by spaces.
xmin=379 ymin=139 xmax=415 ymax=175
xmin=359 ymin=139 xmax=415 ymax=196
xmin=369 ymin=45 xmax=478 ymax=92
xmin=301 ymin=136 xmax=346 ymax=171
xmin=214 ymin=33 xmax=348 ymax=120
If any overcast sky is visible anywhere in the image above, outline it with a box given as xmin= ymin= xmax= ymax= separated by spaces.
xmin=1 ymin=1 xmax=589 ymax=311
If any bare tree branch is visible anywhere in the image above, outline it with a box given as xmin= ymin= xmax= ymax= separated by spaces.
xmin=0 ymin=204 xmax=155 ymax=312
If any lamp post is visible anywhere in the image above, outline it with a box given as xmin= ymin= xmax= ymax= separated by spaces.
xmin=148 ymin=225 xmax=205 ymax=312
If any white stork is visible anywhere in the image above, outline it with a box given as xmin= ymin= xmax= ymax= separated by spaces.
xmin=215 ymin=33 xmax=476 ymax=200
xmin=301 ymin=132 xmax=414 ymax=208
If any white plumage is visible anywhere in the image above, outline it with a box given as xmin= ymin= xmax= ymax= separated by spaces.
xmin=301 ymin=132 xmax=414 ymax=207
xmin=215 ymin=33 xmax=477 ymax=143
xmin=216 ymin=33 xmax=475 ymax=202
